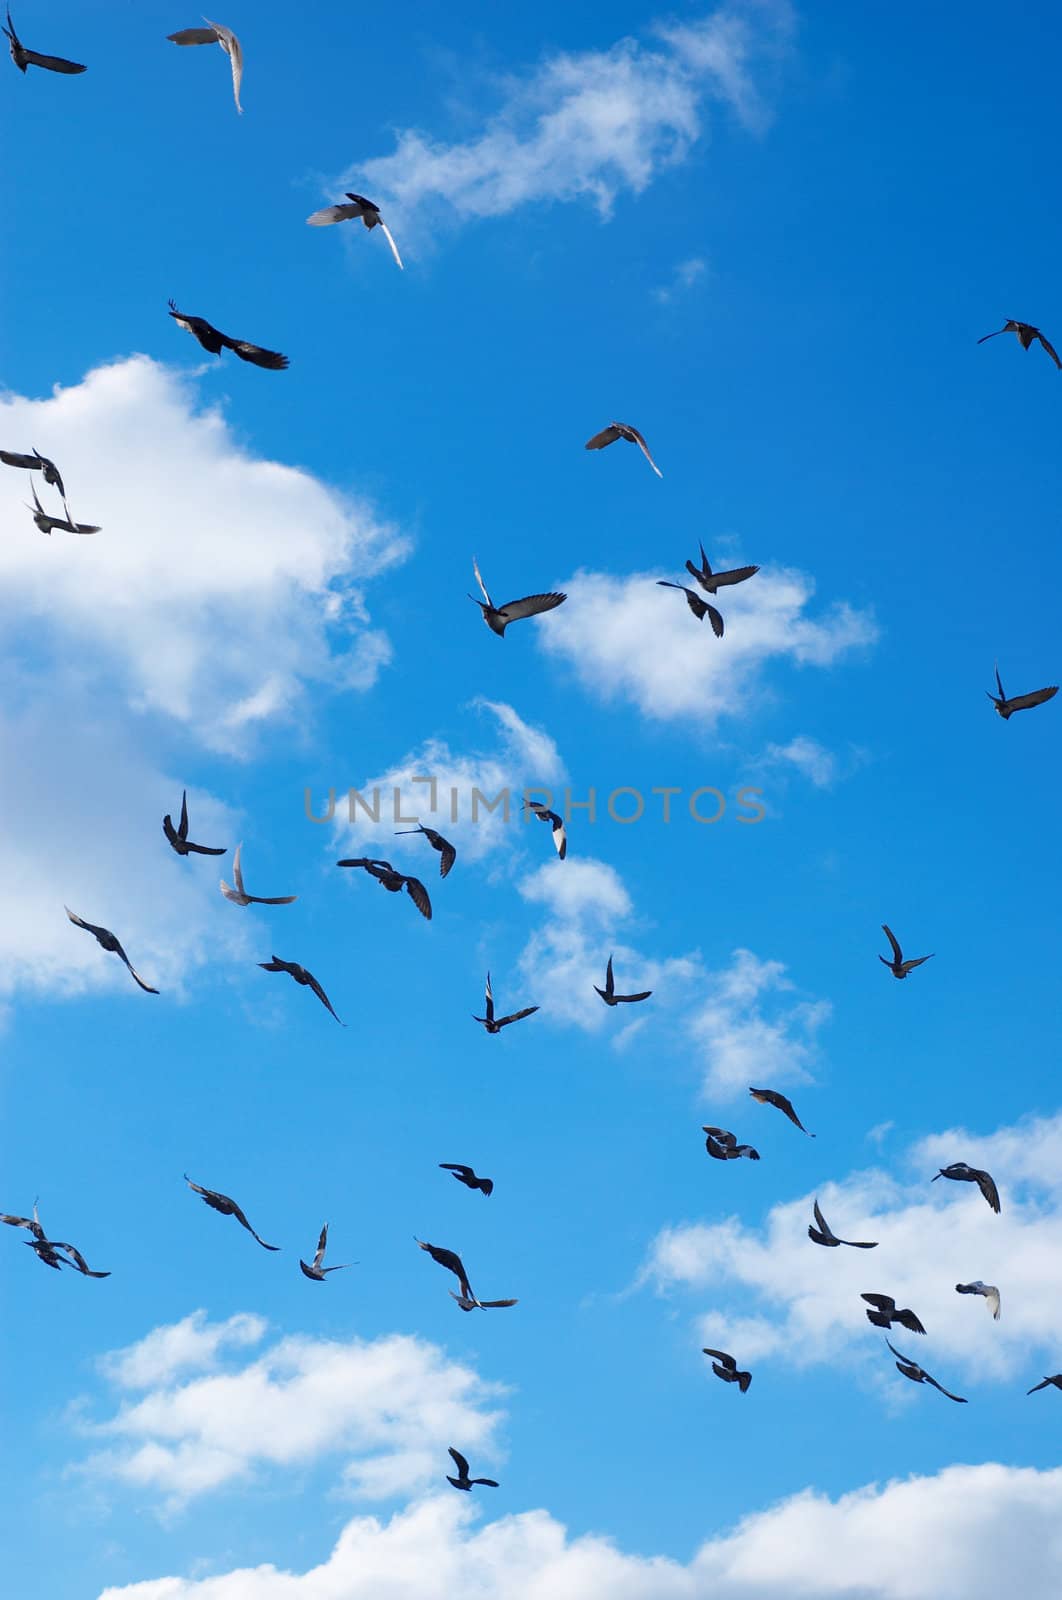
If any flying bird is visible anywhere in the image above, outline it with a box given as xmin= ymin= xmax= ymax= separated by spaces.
xmin=65 ymin=907 xmax=158 ymax=993
xmin=1 ymin=1203 xmax=45 ymax=1242
xmin=702 ymin=1348 xmax=752 ymax=1393
xmin=585 ymin=421 xmax=662 ymax=477
xmin=183 ymin=1175 xmax=279 ymax=1250
xmin=685 ymin=543 xmax=760 ymax=594
xmin=879 ymin=924 xmax=933 ymax=979
xmin=886 ymin=1338 xmax=966 ymax=1402
xmin=956 ymin=1281 xmax=1000 ymax=1320
xmin=473 ymin=971 xmax=538 ymax=1034
xmin=220 ymin=844 xmax=296 ymax=906
xmin=986 ymin=664 xmax=1058 ymax=721
xmin=469 ymin=557 xmax=566 ymax=637
xmin=27 ymin=1238 xmax=110 ymax=1277
xmin=24 ymin=481 xmax=98 ymax=536
xmin=168 ymin=300 xmax=288 ymax=369
xmin=932 ymin=1163 xmax=1000 ymax=1214
xmin=167 ymin=18 xmax=243 ymax=112
xmin=335 ymin=857 xmax=432 ymax=921
xmin=394 ymin=824 xmax=456 ymax=878
xmin=163 ymin=791 xmax=226 ymax=857
xmin=861 ymin=1293 xmax=926 ymax=1335
xmin=594 ymin=954 xmax=651 ymax=1007
xmin=977 ymin=319 xmax=1060 ymax=368
xmin=258 ymin=956 xmax=344 ymax=1025
xmin=702 ymin=1126 xmax=760 ymax=1161
xmin=807 ymin=1199 xmax=877 ymax=1249
xmin=656 ymin=579 xmax=724 ymax=637
xmin=446 ymin=1447 xmax=498 ymax=1491
xmin=414 ymin=1237 xmax=517 ymax=1310
xmin=305 ymin=192 xmax=403 ymax=269
xmin=523 ymin=800 xmax=567 ymax=859
xmin=3 ymin=9 xmax=85 ymax=73
xmin=1027 ymin=1375 xmax=1062 ymax=1396
xmin=1 ymin=446 xmax=69 ymax=503
xmin=299 ymin=1223 xmax=352 ymax=1281
xmin=749 ymin=1087 xmax=814 ymax=1135
xmin=439 ymin=1164 xmax=494 ymax=1197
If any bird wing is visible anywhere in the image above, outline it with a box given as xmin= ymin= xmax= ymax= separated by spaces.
xmin=52 ymin=1242 xmax=109 ymax=1277
xmin=448 ymin=1447 xmax=469 ymax=1477
xmin=986 ymin=1286 xmax=1001 ymax=1319
xmin=167 ymin=27 xmax=220 ymax=44
xmin=1035 ymin=331 xmax=1062 ymax=368
xmin=702 ymin=1126 xmax=736 ymax=1146
xmin=604 ymin=955 xmax=614 ymax=997
xmin=497 ymin=592 xmax=567 ymax=624
xmin=884 ymin=1337 xmax=909 ymax=1364
xmin=478 ymin=1298 xmax=518 ymax=1308
xmin=228 ymin=1197 xmax=280 ymax=1251
xmin=305 ymin=972 xmax=344 ymax=1025
xmin=0 ymin=449 xmax=39 ymax=470
xmin=710 ymin=565 xmax=760 ymax=588
xmin=924 ymin=1372 xmax=967 ymax=1403
xmin=225 ymin=338 xmax=289 ymax=370
xmin=1028 ymin=1379 xmax=1052 ymax=1394
xmin=1 ymin=1211 xmax=45 ymax=1239
xmin=65 ymin=906 xmax=102 ymax=938
xmin=585 ymin=425 xmax=621 ymax=451
xmin=497 ymin=1006 xmax=539 ymax=1027
xmin=378 ymin=221 xmax=404 ymax=270
xmin=625 ymin=426 xmax=663 ymax=477
xmin=202 ymin=18 xmax=242 ymax=111
xmin=881 ymin=924 xmax=903 ymax=963
xmin=975 ymin=1169 xmax=1001 ymax=1212
xmin=551 ymin=818 xmax=567 ymax=858
xmin=702 ymin=1348 xmax=735 ymax=1370
xmin=812 ymin=1199 xmax=833 ymax=1238
xmin=440 ymin=1164 xmax=475 ymax=1181
xmin=903 ymin=955 xmax=933 ymax=970
xmin=231 ymin=843 xmax=245 ymax=897
xmin=436 ymin=836 xmax=456 ymax=877
xmin=470 ymin=556 xmax=493 ymax=608
xmin=484 ymin=972 xmax=494 ymax=1023
xmin=312 ymin=1224 xmax=328 ymax=1271
xmin=861 ymin=1294 xmax=895 ymax=1313
xmin=306 ymin=203 xmax=364 ymax=226
xmin=176 ymin=790 xmax=190 ymax=840
xmin=1005 ymin=685 xmax=1058 ymax=713
xmin=162 ymin=813 xmax=181 ymax=849
xmin=615 ymin=989 xmax=652 ymax=1003
xmin=976 ymin=327 xmax=1006 ymax=344
xmin=124 ymin=958 xmax=160 ymax=995
xmin=22 ymin=47 xmax=86 ymax=72
xmin=403 ymin=876 xmax=432 ymax=921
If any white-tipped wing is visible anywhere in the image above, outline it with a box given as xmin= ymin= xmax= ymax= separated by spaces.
xmin=306 ymin=203 xmax=363 ymax=226
xmin=203 ymin=18 xmax=242 ymax=111
xmin=629 ymin=428 xmax=663 ymax=478
xmin=471 ymin=558 xmax=492 ymax=608
xmin=221 ymin=841 xmax=247 ymax=903
xmin=378 ymin=220 xmax=404 ymax=270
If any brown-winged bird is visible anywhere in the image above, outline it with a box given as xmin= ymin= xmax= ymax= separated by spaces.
xmin=414 ymin=1237 xmax=517 ymax=1310
xmin=439 ymin=1164 xmax=494 ymax=1197
xmin=183 ymin=1175 xmax=279 ymax=1250
xmin=862 ymin=1293 xmax=926 ymax=1335
xmin=299 ymin=1223 xmax=352 ymax=1281
xmin=168 ymin=300 xmax=287 ymax=369
xmin=306 ymin=193 xmax=403 ymax=269
xmin=394 ymin=825 xmax=456 ymax=878
xmin=65 ymin=907 xmax=158 ymax=993
xmin=886 ymin=1338 xmax=966 ymax=1402
xmin=808 ymin=1199 xmax=877 ymax=1249
xmin=977 ymin=320 xmax=1060 ymax=368
xmin=167 ymin=18 xmax=243 ymax=113
xmin=585 ymin=421 xmax=662 ymax=477
xmin=987 ymin=664 xmax=1058 ymax=721
xmin=879 ymin=924 xmax=933 ymax=979
xmin=259 ymin=957 xmax=344 ymax=1025
xmin=469 ymin=557 xmax=566 ymax=637
xmin=3 ymin=9 xmax=85 ymax=73
xmin=594 ymin=954 xmax=651 ymax=1007
xmin=446 ymin=1448 xmax=498 ymax=1491
xmin=702 ymin=1348 xmax=751 ymax=1392
xmin=749 ymin=1086 xmax=813 ymax=1135
xmin=933 ymin=1163 xmax=1000 ymax=1214
xmin=473 ymin=971 xmax=538 ymax=1034
xmin=685 ymin=542 xmax=759 ymax=595
xmin=164 ymin=791 xmax=226 ymax=857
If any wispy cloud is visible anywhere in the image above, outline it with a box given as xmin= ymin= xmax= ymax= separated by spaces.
xmin=652 ymin=256 xmax=709 ymax=304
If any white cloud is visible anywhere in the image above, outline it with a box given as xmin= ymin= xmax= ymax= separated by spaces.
xmin=100 ymin=1313 xmax=268 ymax=1391
xmin=688 ymin=949 xmax=830 ymax=1094
xmin=762 ymin=735 xmax=838 ymax=788
xmin=653 ymin=256 xmax=709 ymax=304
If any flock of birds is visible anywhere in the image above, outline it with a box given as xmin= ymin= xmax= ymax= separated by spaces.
xmin=3 ymin=8 xmax=1062 ymax=1505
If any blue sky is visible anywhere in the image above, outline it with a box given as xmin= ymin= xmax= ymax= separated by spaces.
xmin=3 ymin=3 xmax=1062 ymax=1596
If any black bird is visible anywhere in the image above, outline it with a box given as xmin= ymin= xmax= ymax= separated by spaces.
xmin=163 ymin=790 xmax=226 ymax=857
xmin=1 ymin=1203 xmax=45 ymax=1242
xmin=932 ymin=1163 xmax=1001 ymax=1214
xmin=446 ymin=1447 xmax=498 ymax=1491
xmin=986 ymin=664 xmax=1058 ymax=721
xmin=306 ymin=193 xmax=403 ymax=269
xmin=414 ymin=1237 xmax=517 ymax=1310
xmin=335 ymin=857 xmax=432 ymax=920
xmin=220 ymin=844 xmax=296 ymax=906
xmin=258 ymin=956 xmax=344 ymax=1025
xmin=439 ymin=1163 xmax=494 ymax=1197
xmin=183 ymin=1175 xmax=279 ymax=1250
xmin=702 ymin=1348 xmax=752 ymax=1393
xmin=473 ymin=971 xmax=538 ymax=1035
xmin=808 ymin=1199 xmax=877 ymax=1249
xmin=1027 ymin=1375 xmax=1062 ymax=1396
xmin=977 ymin=319 xmax=1061 ymax=368
xmin=749 ymin=1087 xmax=814 ymax=1135
xmin=594 ymin=954 xmax=651 ymax=1007
xmin=394 ymin=824 xmax=456 ymax=878
xmin=886 ymin=1338 xmax=966 ymax=1402
xmin=879 ymin=924 xmax=933 ymax=979
xmin=65 ymin=907 xmax=158 ymax=993
xmin=523 ymin=800 xmax=567 ymax=859
xmin=1 ymin=446 xmax=69 ymax=504
xmin=299 ymin=1223 xmax=352 ymax=1281
xmin=862 ymin=1293 xmax=926 ymax=1335
xmin=3 ymin=8 xmax=85 ymax=72
xmin=27 ymin=1238 xmax=110 ymax=1277
xmin=469 ymin=557 xmax=566 ymax=637
xmin=703 ymin=1126 xmax=760 ymax=1161
xmin=656 ymin=579 xmax=724 ymax=637
xmin=24 ymin=481 xmax=99 ymax=536
xmin=585 ymin=421 xmax=662 ymax=477
xmin=685 ymin=542 xmax=760 ymax=594
xmin=168 ymin=300 xmax=288 ymax=369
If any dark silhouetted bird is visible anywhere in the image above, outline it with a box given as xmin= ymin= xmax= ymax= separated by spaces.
xmin=808 ymin=1199 xmax=877 ymax=1249
xmin=879 ymin=924 xmax=933 ymax=979
xmin=703 ymin=1126 xmax=760 ymax=1161
xmin=440 ymin=1163 xmax=493 ymax=1197
xmin=24 ymin=481 xmax=99 ymax=535
xmin=65 ymin=907 xmax=158 ymax=993
xmin=702 ymin=1348 xmax=751 ymax=1392
xmin=1028 ymin=1375 xmax=1062 ymax=1396
xmin=933 ymin=1163 xmax=1000 ymax=1214
xmin=164 ymin=791 xmax=226 ymax=857
xmin=414 ymin=1237 xmax=517 ymax=1310
xmin=168 ymin=300 xmax=287 ymax=369
xmin=469 ymin=558 xmax=566 ymax=637
xmin=220 ymin=844 xmax=296 ymax=906
xmin=1 ymin=446 xmax=70 ymax=510
xmin=886 ymin=1338 xmax=966 ymax=1402
xmin=306 ymin=193 xmax=403 ymax=268
xmin=594 ymin=954 xmax=651 ymax=1006
xmin=3 ymin=8 xmax=85 ymax=72
xmin=473 ymin=972 xmax=538 ymax=1034
xmin=258 ymin=957 xmax=344 ymax=1025
xmin=956 ymin=1281 xmax=1000 ymax=1320
xmin=167 ymin=18 xmax=242 ymax=112
xmin=862 ymin=1293 xmax=926 ymax=1335
xmin=749 ymin=1087 xmax=813 ymax=1135
xmin=2 ymin=1203 xmax=109 ymax=1276
xmin=183 ymin=1175 xmax=279 ymax=1250
xmin=523 ymin=800 xmax=567 ymax=859
xmin=986 ymin=664 xmax=1058 ymax=721
xmin=394 ymin=825 xmax=456 ymax=878
xmin=656 ymin=579 xmax=724 ymax=637
xmin=335 ymin=857 xmax=431 ymax=920
xmin=685 ymin=542 xmax=759 ymax=594
xmin=299 ymin=1223 xmax=352 ymax=1281
xmin=977 ymin=319 xmax=1060 ymax=368
xmin=446 ymin=1447 xmax=498 ymax=1491
xmin=585 ymin=421 xmax=662 ymax=477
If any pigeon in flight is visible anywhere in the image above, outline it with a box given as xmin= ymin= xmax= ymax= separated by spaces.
xmin=977 ymin=319 xmax=1060 ymax=369
xmin=473 ymin=972 xmax=538 ymax=1034
xmin=933 ymin=1163 xmax=1001 ymax=1214
xmin=168 ymin=300 xmax=287 ymax=369
xmin=306 ymin=192 xmax=403 ymax=269
xmin=413 ymin=1237 xmax=517 ymax=1310
xmin=3 ymin=8 xmax=85 ymax=73
xmin=685 ymin=543 xmax=760 ymax=595
xmin=656 ymin=578 xmax=724 ymax=638
xmin=748 ymin=1087 xmax=814 ymax=1135
xmin=220 ymin=844 xmax=296 ymax=906
xmin=439 ymin=1163 xmax=494 ymax=1197
xmin=523 ymin=800 xmax=567 ymax=860
xmin=394 ymin=825 xmax=456 ymax=878
xmin=1027 ymin=1375 xmax=1062 ymax=1396
xmin=861 ymin=1293 xmax=926 ymax=1335
xmin=163 ymin=791 xmax=226 ymax=857
xmin=594 ymin=954 xmax=651 ymax=1007
xmin=446 ymin=1447 xmax=498 ymax=1491
xmin=335 ymin=857 xmax=432 ymax=921
xmin=955 ymin=1281 xmax=1000 ymax=1320
xmin=886 ymin=1338 xmax=967 ymax=1402
xmin=702 ymin=1348 xmax=752 ymax=1393
xmin=24 ymin=481 xmax=99 ymax=536
xmin=702 ymin=1126 xmax=760 ymax=1161
xmin=469 ymin=558 xmax=566 ymax=637
xmin=879 ymin=924 xmax=933 ymax=979
xmin=258 ymin=957 xmax=344 ymax=1025
xmin=986 ymin=664 xmax=1058 ymax=721
xmin=2 ymin=1204 xmax=109 ymax=1276
xmin=807 ymin=1199 xmax=877 ymax=1249
xmin=167 ymin=18 xmax=243 ymax=113
xmin=299 ymin=1223 xmax=352 ymax=1281
xmin=1 ymin=446 xmax=70 ymax=507
xmin=65 ymin=908 xmax=158 ymax=993
xmin=585 ymin=421 xmax=662 ymax=477
xmin=184 ymin=1175 xmax=279 ymax=1250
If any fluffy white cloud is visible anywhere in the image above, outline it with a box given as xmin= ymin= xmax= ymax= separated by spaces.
xmin=688 ymin=949 xmax=830 ymax=1094
xmin=100 ymin=1312 xmax=268 ymax=1391
xmin=762 ymin=735 xmax=838 ymax=788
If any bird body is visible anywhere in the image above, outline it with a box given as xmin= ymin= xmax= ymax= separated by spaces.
xmin=439 ymin=1163 xmax=494 ymax=1197
xmin=702 ymin=1348 xmax=751 ymax=1392
xmin=933 ymin=1163 xmax=1000 ymax=1213
xmin=469 ymin=558 xmax=566 ymax=637
xmin=259 ymin=957 xmax=344 ymax=1024
xmin=164 ymin=791 xmax=226 ymax=857
xmin=956 ymin=1280 xmax=1000 ymax=1320
xmin=394 ymin=825 xmax=456 ymax=878
xmin=702 ymin=1126 xmax=760 ymax=1161
xmin=306 ymin=193 xmax=404 ymax=268
xmin=862 ymin=1293 xmax=926 ymax=1335
xmin=594 ymin=953 xmax=651 ymax=1006
xmin=879 ymin=924 xmax=933 ymax=979
xmin=685 ymin=542 xmax=759 ymax=595
xmin=336 ymin=856 xmax=432 ymax=919
xmin=446 ymin=1447 xmax=498 ymax=1490
xmin=3 ymin=9 xmax=85 ymax=72
xmin=220 ymin=844 xmax=296 ymax=906
xmin=299 ymin=1223 xmax=351 ymax=1281
xmin=656 ymin=580 xmax=724 ymax=637
xmin=168 ymin=301 xmax=287 ymax=369
xmin=749 ymin=1087 xmax=813 ymax=1135
xmin=987 ymin=665 xmax=1058 ymax=721
xmin=885 ymin=1338 xmax=966 ymax=1402
xmin=184 ymin=1175 xmax=279 ymax=1250
xmin=65 ymin=908 xmax=158 ymax=993
xmin=473 ymin=971 xmax=538 ymax=1034
xmin=808 ymin=1199 xmax=877 ymax=1249
xmin=523 ymin=800 xmax=567 ymax=860
xmin=585 ymin=421 xmax=662 ymax=477
xmin=978 ymin=320 xmax=1060 ymax=368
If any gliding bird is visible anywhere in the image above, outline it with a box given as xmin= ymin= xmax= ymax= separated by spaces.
xmin=656 ymin=578 xmax=724 ymax=637
xmin=469 ymin=557 xmax=566 ymax=637
xmin=685 ymin=542 xmax=759 ymax=594
xmin=3 ymin=9 xmax=85 ymax=73
xmin=879 ymin=924 xmax=933 ymax=979
xmin=977 ymin=319 xmax=1061 ymax=368
xmin=933 ymin=1163 xmax=1001 ymax=1214
xmin=861 ymin=1293 xmax=926 ymax=1335
xmin=183 ymin=1175 xmax=279 ymax=1250
xmin=1027 ymin=1375 xmax=1062 ymax=1396
xmin=446 ymin=1447 xmax=498 ymax=1491
xmin=220 ymin=844 xmax=296 ymax=906
xmin=414 ymin=1237 xmax=517 ymax=1310
xmin=585 ymin=421 xmax=662 ymax=477
xmin=749 ymin=1087 xmax=814 ymax=1135
xmin=394 ymin=825 xmax=456 ymax=878
xmin=955 ymin=1281 xmax=1000 ymax=1320
xmin=167 ymin=18 xmax=243 ymax=113
xmin=299 ymin=1224 xmax=352 ymax=1281
xmin=305 ymin=193 xmax=403 ymax=269
xmin=258 ymin=957 xmax=344 ymax=1024
xmin=886 ymin=1338 xmax=967 ymax=1402
xmin=473 ymin=972 xmax=538 ymax=1034
xmin=168 ymin=300 xmax=288 ymax=369
xmin=808 ymin=1199 xmax=877 ymax=1248
xmin=65 ymin=908 xmax=158 ymax=993
xmin=986 ymin=664 xmax=1058 ymax=721
xmin=439 ymin=1164 xmax=494 ymax=1196
xmin=702 ymin=1348 xmax=752 ymax=1392
xmin=163 ymin=791 xmax=226 ymax=857
xmin=335 ymin=857 xmax=432 ymax=921
xmin=594 ymin=954 xmax=651 ymax=1006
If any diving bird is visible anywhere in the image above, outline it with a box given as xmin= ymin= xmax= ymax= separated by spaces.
xmin=956 ymin=1281 xmax=1000 ymax=1320
xmin=163 ymin=791 xmax=226 ymax=857
xmin=414 ymin=1237 xmax=517 ymax=1310
xmin=933 ymin=1163 xmax=1001 ymax=1214
xmin=439 ymin=1164 xmax=494 ymax=1197
xmin=469 ymin=558 xmax=566 ymax=637
xmin=585 ymin=421 xmax=662 ymax=477
xmin=1027 ymin=1375 xmax=1062 ymax=1396
xmin=656 ymin=578 xmax=725 ymax=637
xmin=24 ymin=481 xmax=99 ymax=535
xmin=685 ymin=543 xmax=760 ymax=594
xmin=861 ymin=1293 xmax=926 ymax=1335
xmin=220 ymin=844 xmax=296 ymax=906
xmin=808 ymin=1199 xmax=877 ymax=1249
xmin=886 ymin=1338 xmax=966 ymax=1402
xmin=594 ymin=954 xmax=651 ymax=1007
xmin=183 ymin=1175 xmax=279 ymax=1250
xmin=168 ymin=300 xmax=288 ymax=369
xmin=523 ymin=800 xmax=567 ymax=859
xmin=703 ymin=1126 xmax=760 ymax=1161
xmin=473 ymin=972 xmax=538 ymax=1034
xmin=335 ymin=856 xmax=432 ymax=920
xmin=167 ymin=18 xmax=243 ymax=113
xmin=65 ymin=908 xmax=158 ymax=994
xmin=977 ymin=319 xmax=1060 ymax=369
xmin=27 ymin=1239 xmax=109 ymax=1277
xmin=305 ymin=193 xmax=403 ymax=269
xmin=879 ymin=924 xmax=933 ymax=979
xmin=986 ymin=664 xmax=1058 ymax=721
xmin=394 ymin=824 xmax=456 ymax=878
xmin=446 ymin=1447 xmax=498 ymax=1491
xmin=702 ymin=1348 xmax=752 ymax=1392
xmin=3 ymin=9 xmax=85 ymax=73
xmin=299 ymin=1223 xmax=352 ymax=1281
xmin=749 ymin=1087 xmax=814 ymax=1135
xmin=258 ymin=957 xmax=344 ymax=1025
